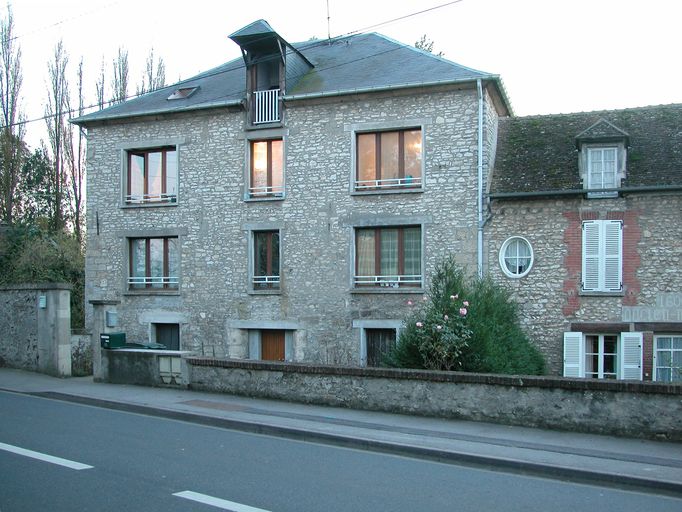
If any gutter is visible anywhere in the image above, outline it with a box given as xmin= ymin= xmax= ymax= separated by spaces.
xmin=476 ymin=79 xmax=484 ymax=279
xmin=284 ymin=75 xmax=500 ymax=102
xmin=71 ymin=99 xmax=244 ymax=126
xmin=489 ymin=184 xmax=682 ymax=200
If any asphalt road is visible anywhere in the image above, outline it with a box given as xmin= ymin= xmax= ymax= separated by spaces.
xmin=1 ymin=390 xmax=680 ymax=512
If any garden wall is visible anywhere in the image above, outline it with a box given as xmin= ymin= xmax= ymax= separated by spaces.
xmin=0 ymin=283 xmax=72 ymax=376
xmin=185 ymin=357 xmax=682 ymax=441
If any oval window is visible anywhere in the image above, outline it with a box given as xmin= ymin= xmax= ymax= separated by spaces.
xmin=499 ymin=237 xmax=533 ymax=278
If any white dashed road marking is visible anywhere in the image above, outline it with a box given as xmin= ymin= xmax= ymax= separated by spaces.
xmin=0 ymin=442 xmax=93 ymax=470
xmin=173 ymin=491 xmax=272 ymax=511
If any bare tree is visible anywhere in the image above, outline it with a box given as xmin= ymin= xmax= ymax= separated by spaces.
xmin=111 ymin=46 xmax=129 ymax=104
xmin=95 ymin=57 xmax=106 ymax=110
xmin=136 ymin=47 xmax=165 ymax=95
xmin=0 ymin=5 xmax=25 ymax=225
xmin=63 ymin=58 xmax=86 ymax=245
xmin=415 ymin=35 xmax=444 ymax=57
xmin=44 ymin=40 xmax=69 ymax=231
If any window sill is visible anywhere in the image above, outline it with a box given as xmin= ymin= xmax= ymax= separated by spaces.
xmin=246 ymin=121 xmax=283 ymax=131
xmin=124 ymin=289 xmax=181 ymax=297
xmin=351 ymin=188 xmax=424 ymax=197
xmin=248 ymin=289 xmax=282 ymax=296
xmin=244 ymin=196 xmax=285 ymax=203
xmin=351 ymin=287 xmax=424 ymax=295
xmin=121 ymin=202 xmax=178 ymax=209
xmin=579 ymin=291 xmax=625 ymax=297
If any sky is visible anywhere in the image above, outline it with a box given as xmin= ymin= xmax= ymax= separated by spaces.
xmin=9 ymin=0 xmax=682 ymax=149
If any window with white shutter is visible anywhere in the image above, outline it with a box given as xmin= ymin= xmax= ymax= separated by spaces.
xmin=563 ymin=332 xmax=584 ymax=377
xmin=619 ymin=332 xmax=643 ymax=380
xmin=563 ymin=332 xmax=643 ymax=380
xmin=581 ymin=220 xmax=622 ymax=293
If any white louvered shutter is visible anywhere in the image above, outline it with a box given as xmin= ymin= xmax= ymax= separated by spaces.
xmin=620 ymin=332 xmax=643 ymax=380
xmin=563 ymin=332 xmax=584 ymax=377
xmin=603 ymin=220 xmax=622 ymax=292
xmin=582 ymin=221 xmax=601 ymax=291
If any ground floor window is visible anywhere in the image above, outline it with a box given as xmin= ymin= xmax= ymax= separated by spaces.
xmin=584 ymin=334 xmax=617 ymax=379
xmin=654 ymin=335 xmax=682 ymax=382
xmin=365 ymin=328 xmax=397 ymax=367
xmin=154 ymin=323 xmax=179 ymax=350
xmin=563 ymin=331 xmax=642 ymax=380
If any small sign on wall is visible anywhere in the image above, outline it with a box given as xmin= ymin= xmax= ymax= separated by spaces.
xmin=38 ymin=295 xmax=47 ymax=309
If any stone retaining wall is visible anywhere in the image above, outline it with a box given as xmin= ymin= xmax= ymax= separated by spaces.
xmin=0 ymin=283 xmax=72 ymax=376
xmin=185 ymin=357 xmax=682 ymax=441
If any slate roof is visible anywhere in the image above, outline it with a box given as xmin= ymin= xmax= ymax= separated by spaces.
xmin=490 ymin=104 xmax=682 ymax=195
xmin=73 ymin=26 xmax=507 ymax=125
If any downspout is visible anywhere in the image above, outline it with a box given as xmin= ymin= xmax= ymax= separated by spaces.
xmin=476 ymin=79 xmax=484 ymax=279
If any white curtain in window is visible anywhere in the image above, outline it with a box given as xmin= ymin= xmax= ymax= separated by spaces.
xmin=356 ymin=230 xmax=375 ymax=277
xmin=380 ymin=229 xmax=398 ymax=277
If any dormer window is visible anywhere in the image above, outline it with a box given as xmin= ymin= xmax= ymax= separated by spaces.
xmin=587 ymin=147 xmax=617 ymax=197
xmin=575 ymin=119 xmax=629 ymax=199
xmin=167 ymin=87 xmax=198 ymax=100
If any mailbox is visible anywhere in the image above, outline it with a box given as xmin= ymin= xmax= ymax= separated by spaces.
xmin=100 ymin=332 xmax=126 ymax=349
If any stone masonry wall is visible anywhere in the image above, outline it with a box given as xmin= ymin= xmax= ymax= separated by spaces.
xmin=85 ymin=85 xmax=498 ymax=365
xmin=0 ymin=283 xmax=72 ymax=376
xmin=186 ymin=358 xmax=682 ymax=441
xmin=486 ymin=193 xmax=682 ymax=374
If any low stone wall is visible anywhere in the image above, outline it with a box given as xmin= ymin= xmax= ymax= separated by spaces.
xmin=101 ymin=349 xmax=188 ymax=387
xmin=185 ymin=358 xmax=682 ymax=441
xmin=0 ymin=283 xmax=72 ymax=376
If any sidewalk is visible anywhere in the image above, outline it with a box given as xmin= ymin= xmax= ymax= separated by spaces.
xmin=1 ymin=367 xmax=681 ymax=495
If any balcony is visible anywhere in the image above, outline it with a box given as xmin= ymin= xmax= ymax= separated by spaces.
xmin=253 ymin=89 xmax=280 ymax=124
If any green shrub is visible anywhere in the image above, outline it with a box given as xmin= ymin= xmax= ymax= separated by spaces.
xmin=0 ymin=224 xmax=84 ymax=328
xmin=385 ymin=256 xmax=545 ymax=375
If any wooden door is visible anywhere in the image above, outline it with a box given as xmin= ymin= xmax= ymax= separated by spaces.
xmin=261 ymin=330 xmax=285 ymax=361
xmin=366 ymin=329 xmax=396 ymax=367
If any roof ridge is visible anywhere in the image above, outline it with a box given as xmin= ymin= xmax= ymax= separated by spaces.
xmin=371 ymin=32 xmax=493 ymax=77
xmin=504 ymin=103 xmax=682 ymax=121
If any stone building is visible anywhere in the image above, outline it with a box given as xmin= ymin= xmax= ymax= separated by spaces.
xmin=74 ymin=20 xmax=510 ymax=374
xmin=487 ymin=104 xmax=682 ymax=380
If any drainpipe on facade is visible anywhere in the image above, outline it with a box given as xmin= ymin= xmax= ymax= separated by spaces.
xmin=477 ymin=79 xmax=484 ymax=279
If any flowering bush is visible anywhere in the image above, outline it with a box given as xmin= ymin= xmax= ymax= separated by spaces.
xmin=384 ymin=256 xmax=545 ymax=375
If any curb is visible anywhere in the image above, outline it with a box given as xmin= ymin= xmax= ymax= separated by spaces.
xmin=15 ymin=389 xmax=682 ymax=498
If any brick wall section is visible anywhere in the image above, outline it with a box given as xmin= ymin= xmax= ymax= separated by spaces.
xmin=487 ymin=193 xmax=682 ymax=375
xmin=85 ymin=85 xmax=499 ymax=364
xmin=185 ymin=357 xmax=682 ymax=440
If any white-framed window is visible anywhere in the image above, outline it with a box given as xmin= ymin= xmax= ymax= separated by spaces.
xmin=354 ymin=225 xmax=422 ymax=288
xmin=653 ymin=335 xmax=682 ymax=382
xmin=499 ymin=236 xmax=533 ymax=278
xmin=582 ymin=220 xmax=622 ymax=293
xmin=563 ymin=332 xmax=642 ymax=380
xmin=587 ymin=147 xmax=618 ymax=197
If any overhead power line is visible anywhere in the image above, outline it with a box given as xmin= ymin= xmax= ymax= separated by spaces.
xmin=5 ymin=0 xmax=467 ymax=131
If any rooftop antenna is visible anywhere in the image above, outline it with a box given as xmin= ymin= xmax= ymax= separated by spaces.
xmin=326 ymin=0 xmax=331 ymax=42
